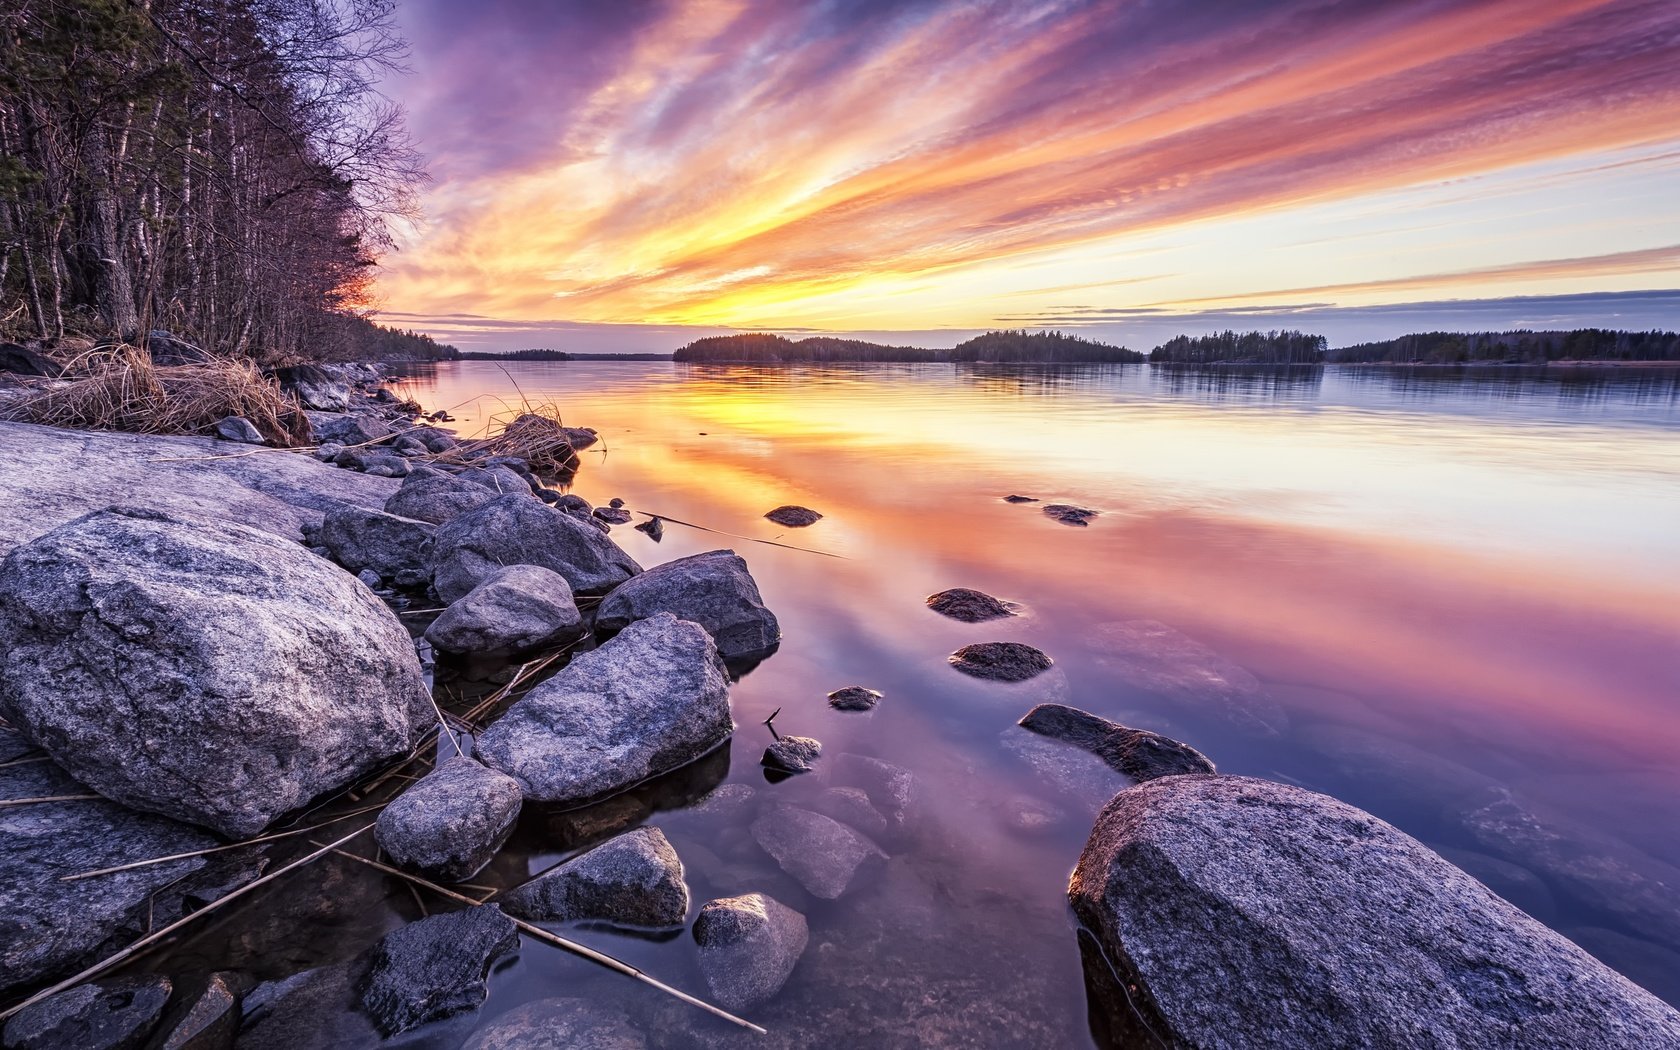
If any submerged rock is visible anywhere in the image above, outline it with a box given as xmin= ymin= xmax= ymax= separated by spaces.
xmin=594 ymin=506 xmax=633 ymax=526
xmin=764 ymin=505 xmax=822 ymax=527
xmin=1042 ymin=504 xmax=1097 ymax=526
xmin=376 ymin=758 xmax=524 ymax=882
xmin=429 ymin=493 xmax=641 ymax=601
xmin=948 ymin=641 xmax=1053 ymax=682
xmin=751 ymin=805 xmax=886 ymax=899
xmin=925 ymin=587 xmax=1017 ymax=623
xmin=999 ymin=729 xmax=1128 ymax=811
xmin=215 ymin=415 xmax=264 ymax=445
xmin=1017 ymin=703 xmax=1214 ymax=782
xmin=807 ymin=786 xmax=889 ymax=839
xmin=593 ymin=549 xmax=780 ymax=661
xmin=0 ymin=507 xmax=429 ymax=837
xmin=1002 ymin=494 xmax=1039 ymax=503
xmin=1081 ymin=619 xmax=1288 ymax=736
xmin=315 ymin=504 xmax=435 ymax=579
xmin=498 ymin=827 xmax=689 ymax=929
xmin=423 ymin=565 xmax=584 ymax=657
xmin=763 ymin=736 xmax=823 ymax=774
xmin=360 ymin=905 xmax=519 ymax=1036
xmin=693 ymin=893 xmax=809 ymax=1011
xmin=1 ymin=976 xmax=172 ymax=1050
xmin=477 ymin=614 xmax=733 ymax=805
xmin=826 ymin=686 xmax=882 ymax=712
xmin=462 ymin=997 xmax=646 ymax=1050
xmin=1070 ymin=775 xmax=1680 ymax=1048
xmin=635 ymin=516 xmax=665 ymax=542
xmin=830 ymin=753 xmax=918 ymax=832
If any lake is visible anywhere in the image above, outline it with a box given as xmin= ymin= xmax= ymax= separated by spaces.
xmin=223 ymin=361 xmax=1680 ymax=1046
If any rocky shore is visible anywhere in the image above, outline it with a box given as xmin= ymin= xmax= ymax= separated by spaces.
xmin=0 ymin=363 xmax=1677 ymax=1048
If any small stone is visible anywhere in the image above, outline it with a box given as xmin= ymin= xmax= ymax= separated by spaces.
xmin=1 ymin=976 xmax=172 ymax=1050
xmin=764 ymin=505 xmax=822 ymax=527
xmin=608 ymin=497 xmax=625 ymax=509
xmin=762 ymin=736 xmax=823 ymax=774
xmin=1042 ymin=504 xmax=1097 ymax=526
xmin=215 ymin=415 xmax=265 ymax=444
xmin=693 ymin=893 xmax=809 ymax=1010
xmin=1017 ymin=703 xmax=1215 ymax=782
xmin=634 ymin=516 xmax=664 ymax=542
xmin=360 ymin=905 xmax=518 ymax=1036
xmin=1002 ymin=494 xmax=1039 ymax=503
xmin=594 ymin=507 xmax=633 ymax=525
xmin=356 ymin=568 xmax=383 ymax=589
xmin=926 ymin=587 xmax=1017 ymax=623
xmin=949 ymin=641 xmax=1053 ymax=682
xmin=751 ymin=805 xmax=885 ymax=899
xmin=498 ymin=827 xmax=689 ymax=929
xmin=826 ymin=686 xmax=882 ymax=711
xmin=313 ymin=441 xmax=344 ymax=462
xmin=375 ymin=758 xmax=524 ymax=882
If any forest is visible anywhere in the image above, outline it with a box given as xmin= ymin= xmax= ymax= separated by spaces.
xmin=672 ymin=329 xmax=1141 ymax=363
xmin=1327 ymin=329 xmax=1680 ymax=364
xmin=0 ymin=0 xmax=448 ymax=362
xmin=1149 ymin=330 xmax=1328 ymax=364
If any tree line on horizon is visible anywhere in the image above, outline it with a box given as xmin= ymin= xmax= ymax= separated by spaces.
xmin=1327 ymin=329 xmax=1680 ymax=364
xmin=0 ymin=0 xmax=451 ymax=363
xmin=672 ymin=329 xmax=1144 ymax=363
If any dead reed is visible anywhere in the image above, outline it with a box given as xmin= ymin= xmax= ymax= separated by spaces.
xmin=426 ymin=403 xmax=588 ymax=475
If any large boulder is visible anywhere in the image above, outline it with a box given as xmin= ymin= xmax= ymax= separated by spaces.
xmin=0 ymin=507 xmax=431 ymax=837
xmin=428 ymin=493 xmax=641 ymax=601
xmin=383 ymin=474 xmax=500 ymax=526
xmin=593 ymin=549 xmax=779 ymax=660
xmin=375 ymin=758 xmax=524 ymax=882
xmin=315 ymin=504 xmax=435 ymax=579
xmin=476 ymin=613 xmax=732 ymax=805
xmin=498 ymin=827 xmax=689 ymax=928
xmin=359 ymin=905 xmax=519 ymax=1036
xmin=1069 ymin=775 xmax=1680 ymax=1048
xmin=693 ymin=893 xmax=808 ymax=1011
xmin=423 ymin=565 xmax=584 ymax=657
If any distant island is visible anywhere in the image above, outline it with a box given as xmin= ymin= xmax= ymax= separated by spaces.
xmin=1150 ymin=330 xmax=1327 ymax=365
xmin=673 ymin=329 xmax=1143 ymax=363
xmin=450 ymin=349 xmax=675 ymax=361
xmin=1327 ymin=329 xmax=1680 ymax=364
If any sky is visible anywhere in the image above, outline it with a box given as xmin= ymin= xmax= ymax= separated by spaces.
xmin=374 ymin=0 xmax=1680 ymax=353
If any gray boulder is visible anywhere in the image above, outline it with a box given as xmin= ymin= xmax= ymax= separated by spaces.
xmin=383 ymin=474 xmax=500 ymax=525
xmin=593 ymin=549 xmax=779 ymax=660
xmin=429 ymin=493 xmax=641 ymax=601
xmin=763 ymin=736 xmax=822 ymax=774
xmin=360 ymin=905 xmax=519 ymax=1036
xmin=463 ymin=998 xmax=645 ymax=1050
xmin=764 ymin=505 xmax=821 ymax=527
xmin=138 ymin=329 xmax=212 ymax=365
xmin=305 ymin=411 xmax=389 ymax=446
xmin=925 ymin=587 xmax=1017 ymax=622
xmin=826 ymin=686 xmax=882 ymax=712
xmin=477 ymin=613 xmax=732 ymax=805
xmin=498 ymin=827 xmax=689 ymax=928
xmin=1081 ymin=619 xmax=1288 ymax=736
xmin=1070 ymin=775 xmax=1680 ymax=1049
xmin=283 ymin=365 xmax=352 ymax=411
xmin=315 ymin=504 xmax=435 ymax=579
xmin=1 ymin=976 xmax=172 ymax=1050
xmin=0 ymin=507 xmax=430 ymax=837
xmin=693 ymin=893 xmax=808 ymax=1010
xmin=751 ymin=805 xmax=886 ymax=899
xmin=423 ymin=565 xmax=584 ymax=657
xmin=456 ymin=464 xmax=534 ymax=494
xmin=1018 ymin=703 xmax=1214 ymax=782
xmin=215 ymin=416 xmax=264 ymax=445
xmin=375 ymin=758 xmax=523 ymax=882
xmin=948 ymin=641 xmax=1053 ymax=682
xmin=0 ymin=342 xmax=63 ymax=377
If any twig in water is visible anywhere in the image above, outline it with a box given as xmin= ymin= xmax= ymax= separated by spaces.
xmin=0 ymin=794 xmax=100 ymax=808
xmin=0 ymin=822 xmax=376 ymax=1024
xmin=324 ymin=848 xmax=766 ymax=1035
xmin=630 ymin=509 xmax=846 ymax=559
xmin=763 ymin=707 xmax=782 ymax=741
xmin=0 ymin=754 xmax=49 ymax=769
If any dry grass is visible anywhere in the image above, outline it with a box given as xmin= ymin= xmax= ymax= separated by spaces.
xmin=0 ymin=343 xmax=311 ymax=446
xmin=428 ymin=403 xmax=588 ymax=475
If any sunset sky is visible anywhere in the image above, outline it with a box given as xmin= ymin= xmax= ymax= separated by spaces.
xmin=376 ymin=0 xmax=1680 ymax=353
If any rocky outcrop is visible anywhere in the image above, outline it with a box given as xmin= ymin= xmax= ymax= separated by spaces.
xmin=375 ymin=758 xmax=524 ymax=882
xmin=764 ymin=505 xmax=821 ymax=527
xmin=0 ymin=507 xmax=430 ymax=837
xmin=593 ymin=549 xmax=780 ymax=660
xmin=314 ymin=504 xmax=435 ymax=580
xmin=1 ymin=976 xmax=172 ymax=1050
xmin=423 ymin=565 xmax=584 ymax=656
xmin=751 ymin=805 xmax=886 ymax=899
xmin=948 ymin=641 xmax=1053 ymax=682
xmin=925 ymin=587 xmax=1018 ymax=622
xmin=359 ymin=905 xmax=519 ymax=1036
xmin=477 ymin=614 xmax=733 ymax=805
xmin=1018 ymin=703 xmax=1214 ymax=782
xmin=498 ymin=827 xmax=689 ymax=928
xmin=1070 ymin=775 xmax=1680 ymax=1049
xmin=693 ymin=893 xmax=808 ymax=1010
xmin=462 ymin=998 xmax=646 ymax=1050
xmin=1080 ymin=620 xmax=1288 ymax=736
xmin=429 ymin=493 xmax=641 ymax=601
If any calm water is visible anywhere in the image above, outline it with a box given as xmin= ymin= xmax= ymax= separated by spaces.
xmin=193 ymin=362 xmax=1680 ymax=1046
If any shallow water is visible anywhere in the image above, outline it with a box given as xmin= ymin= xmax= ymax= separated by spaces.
xmin=185 ymin=362 xmax=1680 ymax=1045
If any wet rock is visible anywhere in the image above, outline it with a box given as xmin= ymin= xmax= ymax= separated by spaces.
xmin=429 ymin=493 xmax=641 ymax=601
xmin=925 ymin=587 xmax=1017 ymax=623
xmin=594 ymin=549 xmax=779 ymax=661
xmin=423 ymin=565 xmax=584 ymax=657
xmin=1448 ymin=787 xmax=1680 ymax=947
xmin=1042 ymin=504 xmax=1096 ymax=526
xmin=499 ymin=827 xmax=688 ymax=928
xmin=1001 ymin=494 xmax=1039 ymax=503
xmin=1 ymin=976 xmax=172 ymax=1050
xmin=355 ymin=568 xmax=382 ymax=589
xmin=826 ymin=686 xmax=882 ymax=712
xmin=830 ymin=754 xmax=917 ymax=831
xmin=594 ymin=507 xmax=632 ymax=525
xmin=359 ymin=905 xmax=519 ymax=1036
xmin=634 ymin=516 xmax=664 ymax=542
xmin=751 ymin=805 xmax=886 ymax=899
xmin=477 ymin=613 xmax=732 ymax=805
xmin=376 ymin=758 xmax=524 ymax=882
xmin=690 ymin=783 xmax=758 ymax=820
xmin=807 ymin=786 xmax=888 ymax=839
xmin=0 ymin=507 xmax=429 ymax=837
xmin=315 ymin=504 xmax=435 ymax=579
xmin=151 ymin=972 xmax=242 ymax=1050
xmin=1082 ymin=619 xmax=1288 ymax=736
xmin=463 ymin=997 xmax=645 ymax=1050
xmin=238 ymin=957 xmax=379 ymax=1050
xmin=1071 ymin=775 xmax=1680 ymax=1049
xmin=948 ymin=641 xmax=1053 ymax=682
xmin=214 ymin=416 xmax=264 ymax=445
xmin=382 ymin=473 xmax=500 ymax=525
xmin=1018 ymin=703 xmax=1214 ymax=782
xmin=693 ymin=893 xmax=809 ymax=1011
xmin=763 ymin=505 xmax=822 ymax=527
xmin=763 ymin=736 xmax=822 ymax=774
